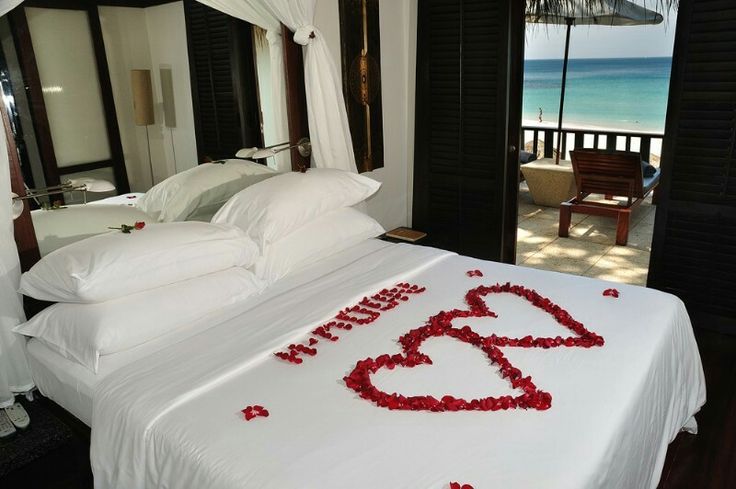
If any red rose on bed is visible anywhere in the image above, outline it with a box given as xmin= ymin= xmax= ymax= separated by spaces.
xmin=108 ymin=221 xmax=147 ymax=234
xmin=449 ymin=482 xmax=474 ymax=489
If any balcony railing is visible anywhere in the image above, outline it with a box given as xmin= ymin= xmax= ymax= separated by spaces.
xmin=522 ymin=125 xmax=665 ymax=163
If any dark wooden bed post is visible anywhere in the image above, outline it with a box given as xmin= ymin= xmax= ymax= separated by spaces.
xmin=2 ymin=100 xmax=40 ymax=272
xmin=281 ymin=23 xmax=310 ymax=171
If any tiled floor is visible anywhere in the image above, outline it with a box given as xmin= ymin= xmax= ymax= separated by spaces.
xmin=516 ymin=183 xmax=655 ymax=286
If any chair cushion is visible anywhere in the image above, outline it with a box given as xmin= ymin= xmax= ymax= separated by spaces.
xmin=641 ymin=161 xmax=657 ymax=178
xmin=643 ymin=167 xmax=661 ymax=194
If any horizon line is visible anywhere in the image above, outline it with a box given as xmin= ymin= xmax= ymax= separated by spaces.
xmin=526 ymin=55 xmax=672 ymax=61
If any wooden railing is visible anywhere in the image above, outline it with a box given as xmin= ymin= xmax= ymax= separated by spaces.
xmin=521 ymin=125 xmax=665 ymax=163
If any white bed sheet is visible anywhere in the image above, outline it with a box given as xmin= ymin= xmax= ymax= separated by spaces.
xmin=90 ymin=244 xmax=705 ymax=489
xmin=25 ymin=239 xmax=397 ymax=425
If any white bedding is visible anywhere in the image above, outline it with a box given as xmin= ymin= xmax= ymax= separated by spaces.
xmin=26 ymin=239 xmax=396 ymax=425
xmin=89 ymin=242 xmax=705 ymax=489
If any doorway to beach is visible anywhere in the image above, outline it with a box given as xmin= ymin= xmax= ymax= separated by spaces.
xmin=515 ymin=5 xmax=676 ymax=286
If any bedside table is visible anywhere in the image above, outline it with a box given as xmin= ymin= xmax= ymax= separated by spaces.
xmin=380 ymin=227 xmax=427 ymax=244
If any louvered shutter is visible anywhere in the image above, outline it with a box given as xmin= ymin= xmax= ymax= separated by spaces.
xmin=184 ymin=1 xmax=261 ymax=161
xmin=649 ymin=0 xmax=736 ymax=330
xmin=412 ymin=0 xmax=522 ymax=261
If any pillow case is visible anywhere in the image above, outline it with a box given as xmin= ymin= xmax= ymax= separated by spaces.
xmin=137 ymin=160 xmax=277 ymax=222
xmin=19 ymin=221 xmax=258 ymax=303
xmin=212 ymin=168 xmax=381 ymax=250
xmin=254 ymin=207 xmax=385 ymax=283
xmin=15 ymin=268 xmax=264 ymax=373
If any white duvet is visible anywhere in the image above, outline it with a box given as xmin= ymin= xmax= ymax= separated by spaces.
xmin=91 ymin=243 xmax=705 ymax=489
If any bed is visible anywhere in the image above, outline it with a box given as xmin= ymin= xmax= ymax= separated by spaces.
xmin=24 ymin=238 xmax=705 ymax=489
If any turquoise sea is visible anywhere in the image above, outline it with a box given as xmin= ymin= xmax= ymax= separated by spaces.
xmin=523 ymin=57 xmax=672 ymax=133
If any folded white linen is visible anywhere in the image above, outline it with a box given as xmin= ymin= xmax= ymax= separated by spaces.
xmin=137 ymin=159 xmax=277 ymax=222
xmin=90 ymin=245 xmax=705 ymax=489
xmin=254 ymin=207 xmax=385 ymax=283
xmin=212 ymin=168 xmax=381 ymax=250
xmin=15 ymin=267 xmax=264 ymax=373
xmin=20 ymin=221 xmax=259 ymax=303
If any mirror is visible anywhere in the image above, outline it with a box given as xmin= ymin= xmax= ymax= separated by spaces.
xmin=0 ymin=0 xmax=288 ymax=209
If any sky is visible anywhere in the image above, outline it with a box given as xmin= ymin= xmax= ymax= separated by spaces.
xmin=525 ymin=11 xmax=678 ymax=60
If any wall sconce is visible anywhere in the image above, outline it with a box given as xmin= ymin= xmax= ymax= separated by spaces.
xmin=236 ymin=137 xmax=312 ymax=161
xmin=11 ymin=178 xmax=116 ymax=219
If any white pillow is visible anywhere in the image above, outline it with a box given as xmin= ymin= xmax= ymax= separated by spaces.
xmin=137 ymin=160 xmax=277 ymax=222
xmin=212 ymin=168 xmax=381 ymax=250
xmin=19 ymin=221 xmax=259 ymax=303
xmin=254 ymin=207 xmax=385 ymax=283
xmin=15 ymin=268 xmax=264 ymax=372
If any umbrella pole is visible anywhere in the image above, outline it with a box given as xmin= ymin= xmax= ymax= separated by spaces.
xmin=556 ymin=17 xmax=574 ymax=164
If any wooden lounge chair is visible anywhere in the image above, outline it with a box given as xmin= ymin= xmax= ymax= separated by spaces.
xmin=558 ymin=149 xmax=660 ymax=246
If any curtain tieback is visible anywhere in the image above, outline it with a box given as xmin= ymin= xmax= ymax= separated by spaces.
xmin=294 ymin=25 xmax=317 ymax=46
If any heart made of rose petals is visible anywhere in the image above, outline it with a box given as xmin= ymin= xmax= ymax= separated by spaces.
xmin=345 ymin=323 xmax=552 ymax=412
xmin=343 ymin=283 xmax=604 ymax=412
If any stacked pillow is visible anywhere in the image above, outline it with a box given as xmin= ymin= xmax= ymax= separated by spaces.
xmin=16 ymin=221 xmax=264 ymax=372
xmin=17 ymin=169 xmax=387 ymax=372
xmin=137 ymin=159 xmax=277 ymax=222
xmin=212 ymin=168 xmax=385 ymax=282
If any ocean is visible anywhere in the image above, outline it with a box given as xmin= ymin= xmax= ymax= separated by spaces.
xmin=523 ymin=57 xmax=672 ymax=133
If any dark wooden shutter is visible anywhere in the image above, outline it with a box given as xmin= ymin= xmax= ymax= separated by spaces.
xmin=184 ymin=0 xmax=261 ymax=161
xmin=648 ymin=0 xmax=736 ymax=332
xmin=412 ymin=0 xmax=523 ymax=262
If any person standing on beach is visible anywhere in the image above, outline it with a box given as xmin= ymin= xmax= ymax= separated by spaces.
xmin=538 ymin=107 xmax=543 ymax=123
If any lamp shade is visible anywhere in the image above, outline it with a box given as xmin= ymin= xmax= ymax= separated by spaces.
xmin=236 ymin=147 xmax=259 ymax=158
xmin=11 ymin=192 xmax=24 ymax=220
xmin=252 ymin=148 xmax=278 ymax=160
xmin=131 ymin=69 xmax=154 ymax=126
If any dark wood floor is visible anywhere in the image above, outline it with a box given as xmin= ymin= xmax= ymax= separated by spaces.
xmin=1 ymin=328 xmax=734 ymax=489
xmin=658 ymin=328 xmax=736 ymax=489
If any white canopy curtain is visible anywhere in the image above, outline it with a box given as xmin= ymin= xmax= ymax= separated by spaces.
xmin=197 ymin=0 xmax=357 ymax=173
xmin=0 ymin=0 xmax=34 ymax=410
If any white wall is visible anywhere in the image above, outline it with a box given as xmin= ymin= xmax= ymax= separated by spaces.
xmin=145 ymin=2 xmax=198 ymax=180
xmin=100 ymin=2 xmax=197 ymax=192
xmin=314 ymin=0 xmax=418 ymax=231
xmin=99 ymin=6 xmax=152 ymax=192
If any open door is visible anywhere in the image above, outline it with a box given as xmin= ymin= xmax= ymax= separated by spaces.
xmin=412 ymin=0 xmax=524 ymax=262
xmin=648 ymin=0 xmax=736 ymax=332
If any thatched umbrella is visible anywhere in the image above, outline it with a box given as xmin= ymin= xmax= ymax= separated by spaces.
xmin=526 ymin=0 xmax=665 ymax=163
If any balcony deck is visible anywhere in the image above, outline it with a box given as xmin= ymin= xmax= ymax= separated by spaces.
xmin=516 ymin=124 xmax=661 ymax=286
xmin=516 ymin=182 xmax=655 ymax=286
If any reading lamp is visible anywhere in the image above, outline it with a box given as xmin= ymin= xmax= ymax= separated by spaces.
xmin=11 ymin=178 xmax=116 ymax=219
xmin=236 ymin=137 xmax=312 ymax=161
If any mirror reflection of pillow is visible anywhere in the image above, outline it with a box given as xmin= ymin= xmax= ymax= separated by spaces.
xmin=137 ymin=160 xmax=277 ymax=222
xmin=19 ymin=221 xmax=259 ymax=303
